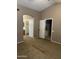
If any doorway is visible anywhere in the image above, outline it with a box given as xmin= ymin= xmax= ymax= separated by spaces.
xmin=45 ymin=20 xmax=52 ymax=40
xmin=23 ymin=15 xmax=34 ymax=38
xmin=39 ymin=18 xmax=53 ymax=40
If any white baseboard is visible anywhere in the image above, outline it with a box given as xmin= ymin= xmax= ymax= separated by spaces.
xmin=51 ymin=40 xmax=61 ymax=44
xmin=17 ymin=41 xmax=24 ymax=44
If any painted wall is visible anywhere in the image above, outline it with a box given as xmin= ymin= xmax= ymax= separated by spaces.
xmin=40 ymin=3 xmax=61 ymax=43
xmin=17 ymin=11 xmax=23 ymax=43
xmin=17 ymin=3 xmax=61 ymax=43
xmin=17 ymin=5 xmax=40 ymax=43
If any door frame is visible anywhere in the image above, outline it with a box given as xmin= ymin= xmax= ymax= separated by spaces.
xmin=44 ymin=18 xmax=53 ymax=42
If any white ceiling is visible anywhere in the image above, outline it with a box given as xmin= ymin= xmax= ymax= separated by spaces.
xmin=17 ymin=0 xmax=55 ymax=12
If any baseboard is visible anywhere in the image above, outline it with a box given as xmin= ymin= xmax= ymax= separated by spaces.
xmin=51 ymin=40 xmax=61 ymax=44
xmin=17 ymin=41 xmax=24 ymax=44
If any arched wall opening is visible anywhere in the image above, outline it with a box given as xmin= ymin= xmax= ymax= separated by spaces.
xmin=23 ymin=15 xmax=34 ymax=38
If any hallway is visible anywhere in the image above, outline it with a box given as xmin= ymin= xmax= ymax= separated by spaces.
xmin=17 ymin=36 xmax=61 ymax=59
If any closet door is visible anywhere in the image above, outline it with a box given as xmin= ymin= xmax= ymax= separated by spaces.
xmin=39 ymin=20 xmax=46 ymax=38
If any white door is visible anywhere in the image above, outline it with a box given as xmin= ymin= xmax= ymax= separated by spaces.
xmin=39 ymin=20 xmax=46 ymax=38
xmin=29 ymin=19 xmax=34 ymax=37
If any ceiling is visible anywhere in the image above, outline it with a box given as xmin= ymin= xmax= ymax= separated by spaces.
xmin=17 ymin=0 xmax=60 ymax=12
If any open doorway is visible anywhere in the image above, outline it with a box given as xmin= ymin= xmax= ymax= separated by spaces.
xmin=39 ymin=18 xmax=53 ymax=41
xmin=23 ymin=15 xmax=34 ymax=38
xmin=45 ymin=19 xmax=52 ymax=40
